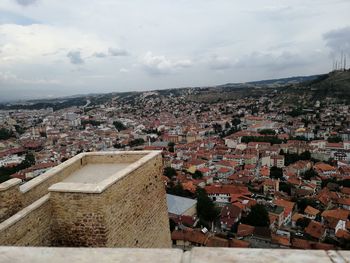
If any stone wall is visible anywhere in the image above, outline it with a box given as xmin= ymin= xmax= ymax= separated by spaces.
xmin=0 ymin=195 xmax=51 ymax=246
xmin=0 ymin=179 xmax=22 ymax=223
xmin=49 ymin=153 xmax=171 ymax=248
xmin=20 ymin=155 xmax=84 ymax=207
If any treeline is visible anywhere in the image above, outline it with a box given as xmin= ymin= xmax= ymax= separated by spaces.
xmin=280 ymin=150 xmax=313 ymax=166
xmin=241 ymin=136 xmax=283 ymax=144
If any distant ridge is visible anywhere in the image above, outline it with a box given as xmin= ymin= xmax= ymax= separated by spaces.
xmin=1 ymin=71 xmax=349 ymax=109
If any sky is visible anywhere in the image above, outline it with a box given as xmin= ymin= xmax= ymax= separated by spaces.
xmin=0 ymin=0 xmax=350 ymax=101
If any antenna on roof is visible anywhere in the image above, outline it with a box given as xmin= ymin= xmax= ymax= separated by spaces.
xmin=340 ymin=51 xmax=344 ymax=71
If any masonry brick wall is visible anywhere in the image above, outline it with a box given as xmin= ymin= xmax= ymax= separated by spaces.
xmin=21 ymin=153 xmax=144 ymax=207
xmin=0 ymin=180 xmax=22 ymax=223
xmin=50 ymin=154 xmax=171 ymax=248
xmin=20 ymin=158 xmax=83 ymax=207
xmin=0 ymin=195 xmax=52 ymax=246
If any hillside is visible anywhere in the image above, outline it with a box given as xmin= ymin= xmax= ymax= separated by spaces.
xmin=0 ymin=71 xmax=349 ymax=110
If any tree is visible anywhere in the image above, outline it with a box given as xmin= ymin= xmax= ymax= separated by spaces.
xmin=296 ymin=198 xmax=319 ymax=213
xmin=14 ymin=125 xmax=25 ymax=135
xmin=0 ymin=128 xmax=14 ymax=140
xmin=270 ymin=166 xmax=283 ymax=179
xmin=113 ymin=121 xmax=126 ymax=131
xmin=241 ymin=204 xmax=270 ymax=227
xmin=231 ymin=118 xmax=241 ymax=127
xmin=193 ymin=170 xmax=203 ymax=179
xmin=241 ymin=136 xmax=282 ymax=145
xmin=168 ymin=142 xmax=175 ymax=153
xmin=167 ymin=182 xmax=191 ymax=197
xmin=128 ymin=138 xmax=144 ymax=147
xmin=288 ymin=108 xmax=303 ymax=117
xmin=302 ymin=169 xmax=317 ymax=180
xmin=169 ymin=219 xmax=176 ymax=232
xmin=212 ymin=123 xmax=222 ymax=134
xmin=327 ymin=136 xmax=342 ymax=143
xmin=279 ymin=182 xmax=292 ymax=195
xmin=296 ymin=217 xmax=311 ymax=229
xmin=259 ymin=129 xmax=276 ymax=135
xmin=22 ymin=152 xmax=35 ymax=168
xmin=196 ymin=188 xmax=219 ymax=223
xmin=164 ymin=167 xmax=176 ymax=179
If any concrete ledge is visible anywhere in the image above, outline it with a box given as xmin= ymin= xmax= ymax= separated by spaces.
xmin=0 ymin=247 xmax=184 ymax=263
xmin=0 ymin=194 xmax=50 ymax=231
xmin=0 ymin=247 xmax=349 ymax=263
xmin=0 ymin=179 xmax=21 ymax=191
xmin=189 ymin=248 xmax=349 ymax=263
xmin=48 ymin=151 xmax=161 ymax=194
xmin=20 ymin=153 xmax=83 ymax=194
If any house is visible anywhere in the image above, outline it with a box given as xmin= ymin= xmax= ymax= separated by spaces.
xmin=171 ymin=229 xmax=208 ymax=248
xmin=304 ymin=206 xmax=320 ymax=220
xmin=321 ymin=209 xmax=349 ymax=236
xmin=286 ymin=160 xmax=312 ymax=176
xmin=334 ymin=198 xmax=350 ymax=211
xmin=291 ymin=213 xmax=304 ymax=228
xmin=237 ymin=223 xmax=255 ymax=238
xmin=220 ymin=204 xmax=242 ymax=231
xmin=205 ymin=185 xmax=251 ymax=204
xmin=167 ymin=194 xmax=197 ymax=217
xmin=271 ymin=233 xmax=291 ymax=248
xmin=217 ymin=167 xmax=233 ymax=179
xmin=267 ymin=205 xmax=285 ymax=228
xmin=314 ymin=162 xmax=337 ymax=177
xmin=263 ymin=179 xmax=279 ymax=195
xmin=304 ymin=220 xmax=326 ymax=241
xmin=270 ymin=155 xmax=285 ymax=168
xmin=273 ymin=199 xmax=295 ymax=225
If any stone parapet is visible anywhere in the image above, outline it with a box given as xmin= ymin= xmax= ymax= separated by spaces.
xmin=0 ymin=179 xmax=22 ymax=222
xmin=0 ymin=151 xmax=170 ymax=248
xmin=0 ymin=247 xmax=349 ymax=263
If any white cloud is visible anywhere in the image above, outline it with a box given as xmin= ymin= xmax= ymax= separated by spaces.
xmin=15 ymin=0 xmax=37 ymax=6
xmin=0 ymin=70 xmax=60 ymax=84
xmin=323 ymin=26 xmax=350 ymax=55
xmin=0 ymin=24 xmax=115 ymax=65
xmin=141 ymin=51 xmax=192 ymax=75
xmin=207 ymin=55 xmax=234 ymax=70
xmin=67 ymin=50 xmax=84 ymax=64
xmin=119 ymin=68 xmax=129 ymax=73
xmin=108 ymin=47 xmax=128 ymax=57
xmin=0 ymin=0 xmax=350 ymax=100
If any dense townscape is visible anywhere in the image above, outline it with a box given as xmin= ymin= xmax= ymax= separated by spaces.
xmin=1 ymin=70 xmax=350 ymax=250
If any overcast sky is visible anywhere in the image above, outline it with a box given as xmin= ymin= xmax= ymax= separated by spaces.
xmin=0 ymin=0 xmax=350 ymax=101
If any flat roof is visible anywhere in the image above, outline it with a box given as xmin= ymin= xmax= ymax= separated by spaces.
xmin=62 ymin=163 xmax=130 ymax=184
xmin=167 ymin=194 xmax=197 ymax=215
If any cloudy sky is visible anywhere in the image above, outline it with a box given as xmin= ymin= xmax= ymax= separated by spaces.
xmin=0 ymin=0 xmax=350 ymax=101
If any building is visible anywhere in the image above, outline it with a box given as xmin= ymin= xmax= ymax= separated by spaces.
xmin=167 ymin=194 xmax=197 ymax=217
xmin=0 ymin=151 xmax=171 ymax=248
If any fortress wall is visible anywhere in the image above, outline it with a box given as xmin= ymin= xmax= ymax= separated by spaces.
xmin=0 ymin=179 xmax=22 ymax=223
xmin=84 ymin=152 xmax=145 ymax=164
xmin=20 ymin=155 xmax=83 ymax=207
xmin=104 ymin=153 xmax=170 ymax=248
xmin=50 ymin=153 xmax=171 ymax=248
xmin=0 ymin=194 xmax=52 ymax=246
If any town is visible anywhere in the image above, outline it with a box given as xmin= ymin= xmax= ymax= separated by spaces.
xmin=0 ymin=72 xmax=350 ymax=250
